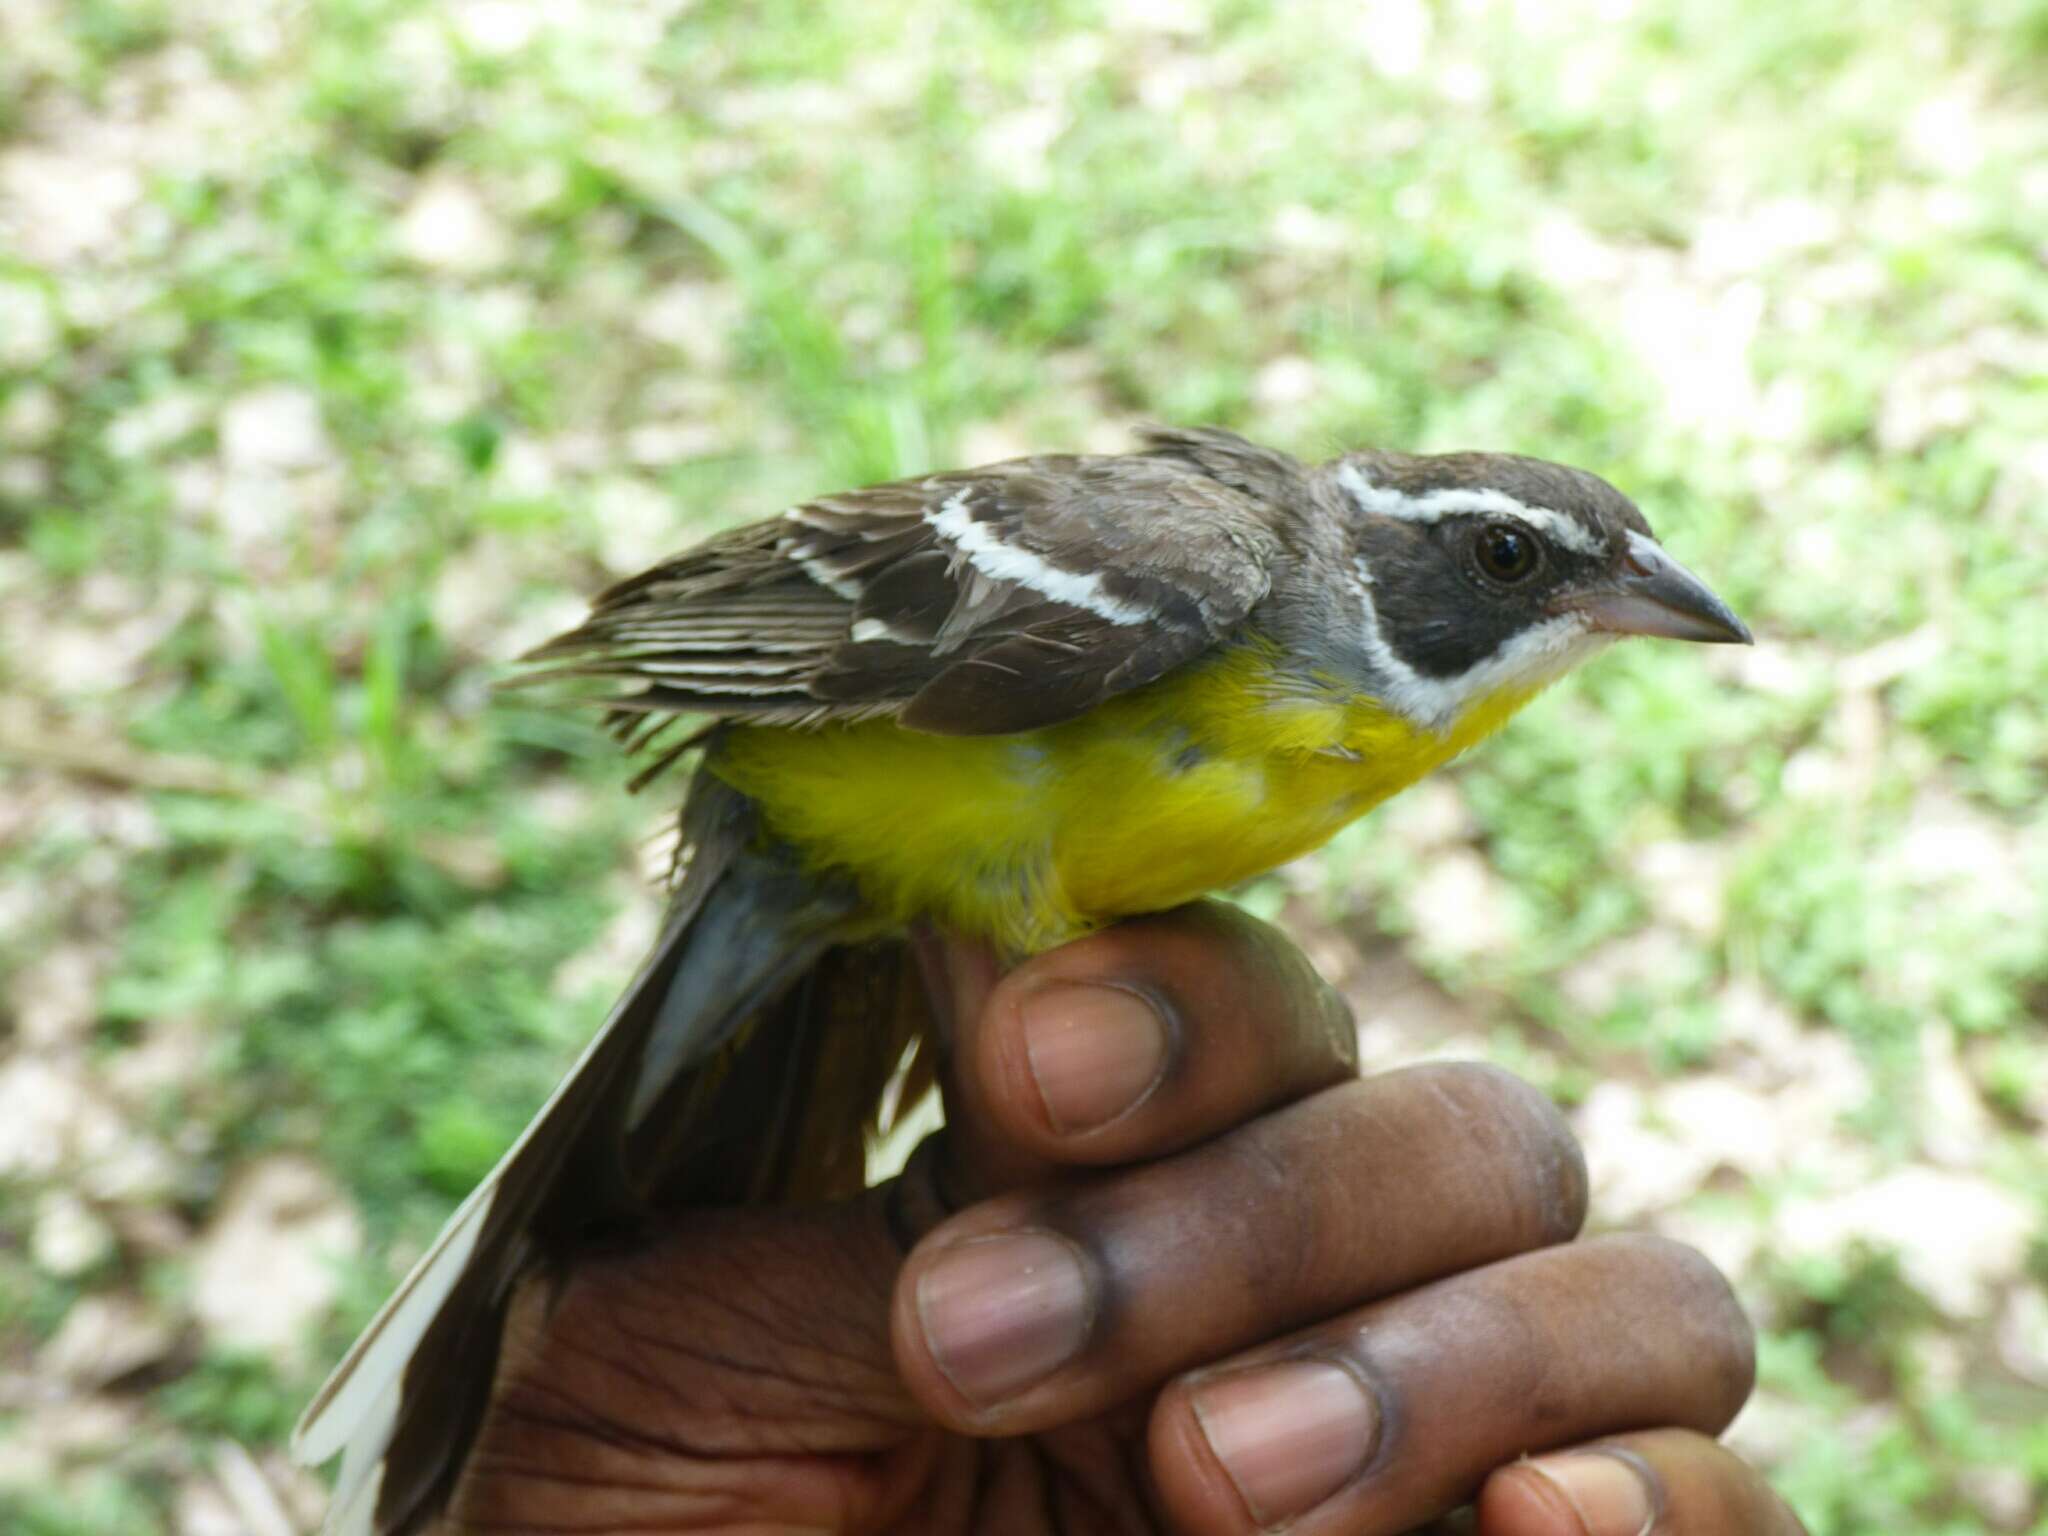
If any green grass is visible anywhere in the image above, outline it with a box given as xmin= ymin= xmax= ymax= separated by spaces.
xmin=2 ymin=0 xmax=2045 ymax=1530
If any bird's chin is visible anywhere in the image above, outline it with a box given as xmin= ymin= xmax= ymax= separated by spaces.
xmin=1408 ymin=614 xmax=1611 ymax=734
xmin=1498 ymin=614 xmax=1614 ymax=690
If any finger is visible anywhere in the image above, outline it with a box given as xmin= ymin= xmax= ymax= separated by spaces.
xmin=1148 ymin=1234 xmax=1755 ymax=1536
xmin=1478 ymin=1429 xmax=1807 ymax=1536
xmin=892 ymin=1061 xmax=1586 ymax=1430
xmin=930 ymin=902 xmax=1360 ymax=1199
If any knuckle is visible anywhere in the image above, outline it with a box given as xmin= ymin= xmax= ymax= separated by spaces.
xmin=1416 ymin=1058 xmax=1546 ymax=1121
xmin=1614 ymin=1233 xmax=1758 ymax=1420
xmin=1634 ymin=1233 xmax=1749 ymax=1327
xmin=1217 ymin=1113 xmax=1326 ymax=1296
xmin=1414 ymin=1061 xmax=1588 ymax=1243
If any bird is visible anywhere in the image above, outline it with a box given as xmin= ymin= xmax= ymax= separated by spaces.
xmin=293 ymin=425 xmax=1751 ymax=1534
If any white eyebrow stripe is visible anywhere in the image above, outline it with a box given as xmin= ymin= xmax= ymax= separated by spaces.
xmin=1335 ymin=462 xmax=1608 ymax=559
xmin=925 ymin=489 xmax=1152 ymax=627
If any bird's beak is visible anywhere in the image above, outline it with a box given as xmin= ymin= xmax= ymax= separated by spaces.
xmin=1568 ymin=530 xmax=1753 ymax=645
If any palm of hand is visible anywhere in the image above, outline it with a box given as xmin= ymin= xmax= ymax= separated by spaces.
xmin=465 ymin=1197 xmax=1177 ymax=1533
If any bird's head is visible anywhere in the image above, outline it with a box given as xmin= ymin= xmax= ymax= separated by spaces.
xmin=1312 ymin=449 xmax=1750 ymax=732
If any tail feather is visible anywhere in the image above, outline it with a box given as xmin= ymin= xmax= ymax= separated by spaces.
xmin=626 ymin=935 xmax=937 ymax=1209
xmin=324 ymin=1383 xmax=398 ymax=1536
xmin=295 ymin=879 xmax=708 ymax=1530
xmin=294 ymin=773 xmax=880 ymax=1536
xmin=293 ymin=1185 xmax=489 ymax=1469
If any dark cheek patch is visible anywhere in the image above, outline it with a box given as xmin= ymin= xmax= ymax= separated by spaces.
xmin=1357 ymin=522 xmax=1556 ymax=679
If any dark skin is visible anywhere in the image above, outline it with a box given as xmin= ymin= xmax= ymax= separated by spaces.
xmin=448 ymin=904 xmax=1807 ymax=1535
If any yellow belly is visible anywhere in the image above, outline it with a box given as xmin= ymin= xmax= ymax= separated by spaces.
xmin=709 ymin=639 xmax=1540 ymax=952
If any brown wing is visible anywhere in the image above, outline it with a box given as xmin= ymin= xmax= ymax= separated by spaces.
xmin=521 ymin=436 xmax=1294 ymax=754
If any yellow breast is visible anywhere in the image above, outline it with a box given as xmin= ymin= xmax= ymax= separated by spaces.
xmin=709 ymin=639 xmax=1541 ymax=952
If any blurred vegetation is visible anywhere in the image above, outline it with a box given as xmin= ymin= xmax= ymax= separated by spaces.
xmin=1 ymin=0 xmax=2044 ymax=1532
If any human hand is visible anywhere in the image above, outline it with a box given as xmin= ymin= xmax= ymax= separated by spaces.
xmin=446 ymin=903 xmax=1801 ymax=1534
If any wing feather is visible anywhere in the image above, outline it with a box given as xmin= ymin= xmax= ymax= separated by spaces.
xmin=521 ymin=431 xmax=1297 ymax=751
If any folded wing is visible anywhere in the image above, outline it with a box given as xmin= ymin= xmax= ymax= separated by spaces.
xmin=521 ymin=440 xmax=1287 ymax=751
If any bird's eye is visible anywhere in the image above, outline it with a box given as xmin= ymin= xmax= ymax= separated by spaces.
xmin=1474 ymin=523 xmax=1540 ymax=583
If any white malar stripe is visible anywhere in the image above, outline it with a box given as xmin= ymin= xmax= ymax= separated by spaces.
xmin=1346 ymin=565 xmax=1611 ymax=732
xmin=1335 ymin=462 xmax=1608 ymax=559
xmin=925 ymin=491 xmax=1151 ymax=626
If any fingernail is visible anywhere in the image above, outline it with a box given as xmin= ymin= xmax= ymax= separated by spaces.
xmin=1019 ymin=983 xmax=1170 ymax=1133
xmin=1522 ymin=1451 xmax=1658 ymax=1536
xmin=916 ymin=1232 xmax=1092 ymax=1408
xmin=1190 ymin=1360 xmax=1379 ymax=1525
